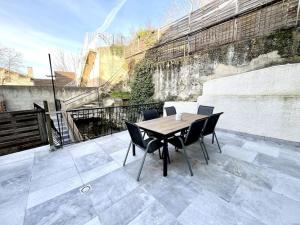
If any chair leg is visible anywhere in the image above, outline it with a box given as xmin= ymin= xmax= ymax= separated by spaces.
xmin=142 ymin=132 xmax=146 ymax=139
xmin=182 ymin=146 xmax=193 ymax=176
xmin=212 ymin=133 xmax=215 ymax=144
xmin=123 ymin=141 xmax=132 ymax=166
xmin=201 ymin=140 xmax=209 ymax=160
xmin=199 ymin=140 xmax=208 ymax=165
xmin=175 ymin=147 xmax=179 ymax=152
xmin=158 ymin=148 xmax=162 ymax=159
xmin=137 ymin=150 xmax=148 ymax=181
xmin=214 ymin=132 xmax=222 ymax=153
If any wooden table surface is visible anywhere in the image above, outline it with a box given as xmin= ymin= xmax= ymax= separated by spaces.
xmin=136 ymin=113 xmax=208 ymax=136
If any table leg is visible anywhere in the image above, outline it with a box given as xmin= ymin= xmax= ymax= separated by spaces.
xmin=132 ymin=144 xmax=136 ymax=156
xmin=163 ymin=138 xmax=169 ymax=176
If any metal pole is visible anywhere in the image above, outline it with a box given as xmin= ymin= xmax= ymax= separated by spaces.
xmin=48 ymin=53 xmax=63 ymax=147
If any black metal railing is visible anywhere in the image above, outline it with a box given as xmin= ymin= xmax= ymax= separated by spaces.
xmin=67 ymin=102 xmax=164 ymax=140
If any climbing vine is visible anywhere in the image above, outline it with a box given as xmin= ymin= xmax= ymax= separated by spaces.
xmin=130 ymin=60 xmax=154 ymax=104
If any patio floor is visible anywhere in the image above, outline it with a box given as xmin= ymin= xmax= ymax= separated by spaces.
xmin=1 ymin=130 xmax=300 ymax=225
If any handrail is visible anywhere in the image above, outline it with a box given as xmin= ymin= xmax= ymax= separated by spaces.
xmin=63 ymin=63 xmax=127 ymax=106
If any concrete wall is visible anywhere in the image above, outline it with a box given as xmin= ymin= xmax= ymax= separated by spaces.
xmin=197 ymin=63 xmax=300 ymax=143
xmin=150 ymin=27 xmax=300 ymax=101
xmin=0 ymin=85 xmax=98 ymax=111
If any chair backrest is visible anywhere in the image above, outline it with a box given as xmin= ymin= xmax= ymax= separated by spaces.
xmin=202 ymin=112 xmax=223 ymax=136
xmin=197 ymin=105 xmax=214 ymax=116
xmin=143 ymin=109 xmax=159 ymax=121
xmin=184 ymin=118 xmax=207 ymax=146
xmin=125 ymin=121 xmax=145 ymax=149
xmin=165 ymin=106 xmax=176 ymax=116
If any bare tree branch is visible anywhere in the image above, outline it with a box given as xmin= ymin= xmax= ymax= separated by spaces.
xmin=52 ymin=49 xmax=80 ymax=74
xmin=0 ymin=47 xmax=23 ymax=85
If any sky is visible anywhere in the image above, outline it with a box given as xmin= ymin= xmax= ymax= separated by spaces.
xmin=0 ymin=0 xmax=181 ymax=78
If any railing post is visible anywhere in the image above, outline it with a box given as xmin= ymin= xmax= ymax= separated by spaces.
xmin=36 ymin=107 xmax=48 ymax=144
xmin=43 ymin=101 xmax=55 ymax=151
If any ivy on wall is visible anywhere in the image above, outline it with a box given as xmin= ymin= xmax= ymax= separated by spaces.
xmin=130 ymin=60 xmax=154 ymax=104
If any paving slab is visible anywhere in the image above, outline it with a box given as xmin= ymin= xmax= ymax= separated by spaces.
xmin=25 ymin=188 xmax=96 ymax=225
xmin=74 ymin=150 xmax=113 ymax=173
xmin=243 ymin=141 xmax=280 ymax=157
xmin=98 ymin=188 xmax=155 ymax=225
xmin=222 ymin=144 xmax=257 ymax=162
xmin=88 ymin=168 xmax=139 ymax=213
xmin=178 ymin=189 xmax=265 ymax=225
xmin=232 ymin=181 xmax=300 ymax=225
xmin=272 ymin=172 xmax=300 ymax=202
xmin=253 ymin=153 xmax=300 ymax=180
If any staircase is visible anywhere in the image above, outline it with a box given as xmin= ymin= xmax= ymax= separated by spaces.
xmin=51 ymin=115 xmax=71 ymax=145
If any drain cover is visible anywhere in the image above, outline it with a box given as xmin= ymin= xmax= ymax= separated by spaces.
xmin=80 ymin=185 xmax=91 ymax=193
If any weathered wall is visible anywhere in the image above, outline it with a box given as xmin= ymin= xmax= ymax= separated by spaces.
xmin=197 ymin=63 xmax=300 ymax=143
xmin=152 ymin=28 xmax=300 ymax=101
xmin=85 ymin=46 xmax=128 ymax=88
xmin=0 ymin=86 xmax=98 ymax=111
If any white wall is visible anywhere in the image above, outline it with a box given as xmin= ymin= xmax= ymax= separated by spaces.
xmin=197 ymin=63 xmax=300 ymax=143
xmin=163 ymin=101 xmax=198 ymax=116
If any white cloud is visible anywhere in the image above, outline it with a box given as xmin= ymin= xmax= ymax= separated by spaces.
xmin=96 ymin=0 xmax=127 ymax=32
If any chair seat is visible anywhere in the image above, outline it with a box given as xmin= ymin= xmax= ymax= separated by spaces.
xmin=167 ymin=136 xmax=184 ymax=149
xmin=144 ymin=138 xmax=164 ymax=153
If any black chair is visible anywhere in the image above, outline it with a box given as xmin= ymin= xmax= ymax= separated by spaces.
xmin=200 ymin=112 xmax=224 ymax=160
xmin=123 ymin=121 xmax=163 ymax=181
xmin=142 ymin=109 xmax=162 ymax=159
xmin=143 ymin=109 xmax=159 ymax=121
xmin=167 ymin=118 xmax=208 ymax=176
xmin=165 ymin=106 xmax=176 ymax=116
xmin=197 ymin=105 xmax=214 ymax=116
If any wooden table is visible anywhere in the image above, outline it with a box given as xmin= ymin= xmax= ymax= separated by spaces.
xmin=136 ymin=113 xmax=208 ymax=176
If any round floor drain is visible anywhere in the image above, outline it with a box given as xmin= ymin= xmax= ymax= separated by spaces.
xmin=80 ymin=185 xmax=91 ymax=193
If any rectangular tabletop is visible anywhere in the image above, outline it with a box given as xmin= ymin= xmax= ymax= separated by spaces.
xmin=136 ymin=113 xmax=208 ymax=136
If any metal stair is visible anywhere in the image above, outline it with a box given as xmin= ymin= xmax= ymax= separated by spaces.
xmin=51 ymin=115 xmax=71 ymax=145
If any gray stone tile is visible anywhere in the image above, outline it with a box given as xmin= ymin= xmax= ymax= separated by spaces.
xmin=0 ymin=159 xmax=32 ymax=205
xmin=81 ymin=161 xmax=121 ymax=184
xmin=191 ymin=163 xmax=241 ymax=202
xmin=88 ymin=168 xmax=138 ymax=212
xmin=222 ymin=145 xmax=257 ymax=163
xmin=110 ymin=145 xmax=145 ymax=166
xmin=111 ymin=131 xmax=131 ymax=144
xmin=272 ymin=173 xmax=300 ymax=202
xmin=253 ymin=153 xmax=300 ymax=179
xmin=83 ymin=217 xmax=102 ymax=225
xmin=99 ymin=188 xmax=155 ymax=225
xmin=178 ymin=190 xmax=265 ymax=225
xmin=124 ymin=157 xmax=162 ymax=183
xmin=30 ymin=166 xmax=79 ymax=191
xmin=74 ymin=150 xmax=113 ymax=173
xmin=32 ymin=149 xmax=75 ymax=180
xmin=27 ymin=175 xmax=83 ymax=209
xmin=224 ymin=159 xmax=275 ymax=190
xmin=143 ymin=173 xmax=201 ymax=217
xmin=24 ymin=188 xmax=96 ymax=225
xmin=127 ymin=201 xmax=178 ymax=225
xmin=0 ymin=148 xmax=34 ymax=166
xmin=231 ymin=181 xmax=300 ymax=225
xmin=68 ymin=140 xmax=104 ymax=158
xmin=94 ymin=137 xmax=128 ymax=154
xmin=243 ymin=141 xmax=280 ymax=157
xmin=0 ymin=195 xmax=27 ymax=225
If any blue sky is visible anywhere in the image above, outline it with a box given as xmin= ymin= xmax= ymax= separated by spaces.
xmin=0 ymin=0 xmax=181 ymax=78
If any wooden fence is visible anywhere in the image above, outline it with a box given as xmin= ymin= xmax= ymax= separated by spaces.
xmin=0 ymin=109 xmax=48 ymax=156
xmin=125 ymin=0 xmax=300 ymax=61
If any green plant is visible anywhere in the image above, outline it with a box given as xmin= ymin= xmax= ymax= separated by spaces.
xmin=130 ymin=60 xmax=154 ymax=104
xmin=110 ymin=91 xmax=130 ymax=99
